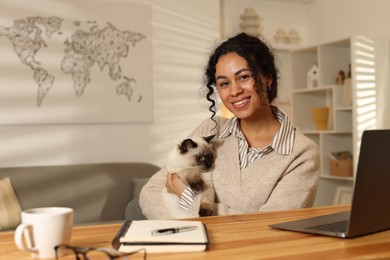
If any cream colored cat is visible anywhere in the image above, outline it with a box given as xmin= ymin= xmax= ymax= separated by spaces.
xmin=162 ymin=135 xmax=216 ymax=218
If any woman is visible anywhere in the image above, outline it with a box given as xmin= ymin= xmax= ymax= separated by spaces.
xmin=139 ymin=33 xmax=319 ymax=219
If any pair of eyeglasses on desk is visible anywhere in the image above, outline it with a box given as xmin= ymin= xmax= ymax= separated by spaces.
xmin=55 ymin=244 xmax=147 ymax=260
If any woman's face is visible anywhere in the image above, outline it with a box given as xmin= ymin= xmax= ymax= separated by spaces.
xmin=215 ymin=52 xmax=271 ymax=120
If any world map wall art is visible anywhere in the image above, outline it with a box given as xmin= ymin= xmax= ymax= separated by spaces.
xmin=0 ymin=0 xmax=152 ymax=124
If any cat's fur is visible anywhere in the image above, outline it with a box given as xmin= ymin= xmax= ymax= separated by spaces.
xmin=162 ymin=135 xmax=217 ymax=218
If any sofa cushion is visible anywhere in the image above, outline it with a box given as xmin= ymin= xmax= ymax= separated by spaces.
xmin=0 ymin=178 xmax=22 ymax=230
xmin=125 ymin=177 xmax=149 ymax=220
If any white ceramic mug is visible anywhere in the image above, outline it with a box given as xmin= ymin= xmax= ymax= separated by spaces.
xmin=14 ymin=207 xmax=74 ymax=259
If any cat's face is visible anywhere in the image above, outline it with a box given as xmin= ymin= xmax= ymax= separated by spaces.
xmin=167 ymin=135 xmax=216 ymax=172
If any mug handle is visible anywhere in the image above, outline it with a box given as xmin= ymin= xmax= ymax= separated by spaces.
xmin=14 ymin=223 xmax=38 ymax=254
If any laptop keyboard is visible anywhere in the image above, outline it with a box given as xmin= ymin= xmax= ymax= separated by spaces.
xmin=307 ymin=220 xmax=348 ymax=232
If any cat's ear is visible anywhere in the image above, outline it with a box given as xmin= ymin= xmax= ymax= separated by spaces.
xmin=178 ymin=139 xmax=198 ymax=153
xmin=203 ymin=134 xmax=216 ymax=143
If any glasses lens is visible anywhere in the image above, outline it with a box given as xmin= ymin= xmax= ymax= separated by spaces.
xmin=85 ymin=250 xmax=113 ymax=260
xmin=89 ymin=249 xmax=146 ymax=260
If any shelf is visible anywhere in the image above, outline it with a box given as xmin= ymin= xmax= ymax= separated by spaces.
xmin=319 ymin=175 xmax=354 ymax=181
xmin=302 ymin=130 xmax=352 ymax=134
xmin=273 ymin=46 xmax=293 ymax=52
xmin=291 ymin=36 xmax=381 ymax=206
xmin=293 ymin=85 xmax=333 ymax=93
xmin=290 ymin=37 xmax=359 ymax=206
xmin=335 ymin=106 xmax=352 ymax=111
xmin=287 ymin=35 xmax=381 ymax=206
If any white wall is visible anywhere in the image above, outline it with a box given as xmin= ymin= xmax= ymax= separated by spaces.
xmin=223 ymin=0 xmax=309 ymax=46
xmin=306 ymin=0 xmax=390 ymax=129
xmin=4 ymin=0 xmax=390 ymax=168
xmin=223 ymin=0 xmax=390 ymax=129
xmin=306 ymin=0 xmax=390 ymax=44
xmin=0 ymin=0 xmax=220 ymax=167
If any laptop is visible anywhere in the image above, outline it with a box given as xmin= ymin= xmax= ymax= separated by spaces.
xmin=270 ymin=129 xmax=390 ymax=238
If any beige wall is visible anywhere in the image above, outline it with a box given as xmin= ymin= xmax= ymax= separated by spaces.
xmin=0 ymin=0 xmax=220 ymax=167
xmin=223 ymin=0 xmax=390 ymax=129
xmin=306 ymin=0 xmax=390 ymax=129
xmin=3 ymin=0 xmax=389 ymax=168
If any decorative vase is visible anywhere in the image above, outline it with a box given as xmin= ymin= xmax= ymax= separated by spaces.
xmin=312 ymin=107 xmax=329 ymax=130
xmin=274 ymin=28 xmax=288 ymax=43
xmin=307 ymin=63 xmax=319 ymax=88
xmin=239 ymin=7 xmax=262 ymax=38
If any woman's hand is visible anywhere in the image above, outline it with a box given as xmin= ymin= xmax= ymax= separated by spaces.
xmin=166 ymin=173 xmax=187 ymax=198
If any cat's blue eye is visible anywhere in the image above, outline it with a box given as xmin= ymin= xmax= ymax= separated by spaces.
xmin=197 ymin=155 xmax=204 ymax=161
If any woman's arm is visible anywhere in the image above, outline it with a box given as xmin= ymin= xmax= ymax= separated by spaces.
xmin=259 ymin=143 xmax=319 ymax=211
xmin=139 ymin=168 xmax=174 ymax=220
xmin=215 ymin=203 xmax=245 ymax=216
xmin=140 ymin=169 xmax=202 ymax=219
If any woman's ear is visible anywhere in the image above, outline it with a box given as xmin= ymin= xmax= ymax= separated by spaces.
xmin=258 ymin=74 xmax=272 ymax=90
xmin=265 ymin=77 xmax=273 ymax=89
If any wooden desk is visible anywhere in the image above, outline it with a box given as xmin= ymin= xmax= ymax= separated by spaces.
xmin=1 ymin=205 xmax=390 ymax=259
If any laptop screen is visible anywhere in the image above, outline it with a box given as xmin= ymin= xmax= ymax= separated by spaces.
xmin=347 ymin=129 xmax=390 ymax=237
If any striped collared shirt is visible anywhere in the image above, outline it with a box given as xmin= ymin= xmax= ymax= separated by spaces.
xmin=179 ymin=106 xmax=295 ymax=211
xmin=219 ymin=106 xmax=295 ymax=169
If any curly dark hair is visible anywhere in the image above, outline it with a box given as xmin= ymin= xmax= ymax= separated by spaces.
xmin=203 ymin=32 xmax=279 ymax=125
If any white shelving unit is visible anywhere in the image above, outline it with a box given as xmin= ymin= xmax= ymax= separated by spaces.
xmin=290 ymin=36 xmax=378 ymax=206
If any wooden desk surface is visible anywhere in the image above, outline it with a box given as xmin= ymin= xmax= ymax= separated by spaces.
xmin=1 ymin=205 xmax=390 ymax=259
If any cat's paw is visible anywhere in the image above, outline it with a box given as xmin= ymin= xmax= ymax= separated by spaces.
xmin=189 ymin=179 xmax=205 ymax=192
xmin=199 ymin=203 xmax=214 ymax=217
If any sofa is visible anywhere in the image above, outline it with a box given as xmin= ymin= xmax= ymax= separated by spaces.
xmin=0 ymin=162 xmax=159 ymax=230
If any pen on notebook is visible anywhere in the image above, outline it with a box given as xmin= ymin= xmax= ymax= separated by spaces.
xmin=151 ymin=225 xmax=198 ymax=236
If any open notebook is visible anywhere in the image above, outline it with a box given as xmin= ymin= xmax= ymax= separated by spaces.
xmin=270 ymin=129 xmax=390 ymax=238
xmin=112 ymin=219 xmax=209 ymax=253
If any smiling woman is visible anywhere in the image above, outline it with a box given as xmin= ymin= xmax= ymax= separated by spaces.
xmin=215 ymin=51 xmax=279 ymax=148
xmin=139 ymin=33 xmax=320 ymax=220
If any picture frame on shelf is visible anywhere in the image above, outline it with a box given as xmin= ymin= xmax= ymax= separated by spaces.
xmin=333 ymin=186 xmax=353 ymax=205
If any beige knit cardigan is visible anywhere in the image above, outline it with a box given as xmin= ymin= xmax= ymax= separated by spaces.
xmin=140 ymin=116 xmax=320 ymax=220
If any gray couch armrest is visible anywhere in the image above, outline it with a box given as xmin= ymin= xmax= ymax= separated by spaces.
xmin=125 ymin=177 xmax=150 ymax=220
